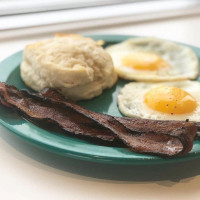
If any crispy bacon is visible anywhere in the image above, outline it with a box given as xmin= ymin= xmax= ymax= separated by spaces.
xmin=39 ymin=88 xmax=197 ymax=157
xmin=0 ymin=83 xmax=115 ymax=141
xmin=0 ymin=82 xmax=197 ymax=157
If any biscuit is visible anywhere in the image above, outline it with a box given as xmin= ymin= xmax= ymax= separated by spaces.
xmin=21 ymin=35 xmax=117 ymax=101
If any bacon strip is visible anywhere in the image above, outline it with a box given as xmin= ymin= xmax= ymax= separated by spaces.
xmin=0 ymin=83 xmax=115 ymax=141
xmin=39 ymin=88 xmax=197 ymax=157
xmin=0 ymin=82 xmax=197 ymax=157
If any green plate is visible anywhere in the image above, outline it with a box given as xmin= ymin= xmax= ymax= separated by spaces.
xmin=1 ymin=34 xmax=200 ymax=165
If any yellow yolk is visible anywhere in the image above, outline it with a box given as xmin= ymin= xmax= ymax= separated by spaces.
xmin=144 ymin=86 xmax=197 ymax=114
xmin=122 ymin=52 xmax=168 ymax=71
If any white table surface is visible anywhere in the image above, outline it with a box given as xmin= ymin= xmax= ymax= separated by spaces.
xmin=1 ymin=14 xmax=200 ymax=200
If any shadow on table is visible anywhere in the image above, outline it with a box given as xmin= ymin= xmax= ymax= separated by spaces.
xmin=1 ymin=127 xmax=200 ymax=182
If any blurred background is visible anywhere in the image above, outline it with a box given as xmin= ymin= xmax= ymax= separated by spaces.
xmin=1 ymin=0 xmax=200 ymax=38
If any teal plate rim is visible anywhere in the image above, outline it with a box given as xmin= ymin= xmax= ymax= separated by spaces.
xmin=1 ymin=34 xmax=200 ymax=165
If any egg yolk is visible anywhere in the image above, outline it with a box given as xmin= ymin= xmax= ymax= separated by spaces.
xmin=122 ymin=52 xmax=168 ymax=71
xmin=144 ymin=86 xmax=197 ymax=114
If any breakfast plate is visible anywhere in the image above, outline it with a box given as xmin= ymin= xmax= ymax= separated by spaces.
xmin=1 ymin=35 xmax=200 ymax=165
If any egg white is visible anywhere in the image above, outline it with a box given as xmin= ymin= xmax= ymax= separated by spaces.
xmin=117 ymin=81 xmax=200 ymax=121
xmin=106 ymin=37 xmax=199 ymax=81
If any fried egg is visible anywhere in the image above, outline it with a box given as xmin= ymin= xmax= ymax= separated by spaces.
xmin=117 ymin=81 xmax=200 ymax=121
xmin=106 ymin=37 xmax=199 ymax=81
